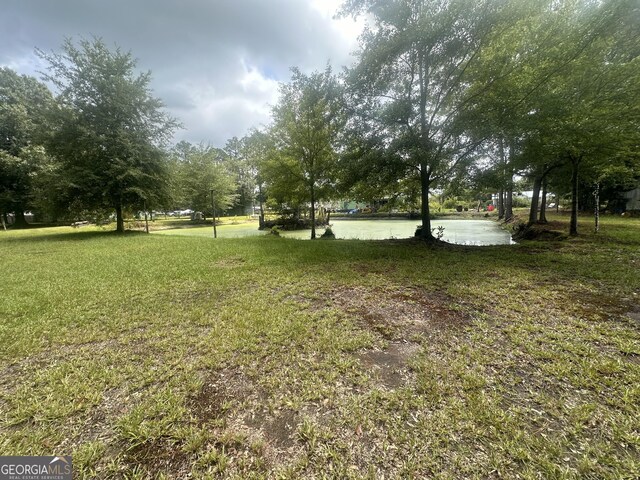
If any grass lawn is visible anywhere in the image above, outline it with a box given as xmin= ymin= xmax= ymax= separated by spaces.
xmin=1 ymin=214 xmax=639 ymax=479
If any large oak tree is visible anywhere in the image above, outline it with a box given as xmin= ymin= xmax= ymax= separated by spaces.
xmin=40 ymin=38 xmax=178 ymax=232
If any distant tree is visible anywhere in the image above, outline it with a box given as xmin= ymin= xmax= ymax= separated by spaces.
xmin=259 ymin=146 xmax=311 ymax=218
xmin=171 ymin=142 xmax=237 ymax=217
xmin=0 ymin=68 xmax=54 ymax=227
xmin=270 ymin=67 xmax=342 ymax=239
xmin=243 ymin=129 xmax=275 ymax=227
xmin=39 ymin=38 xmax=179 ymax=232
xmin=166 ymin=140 xmax=197 ymax=211
xmin=223 ymin=136 xmax=256 ymax=216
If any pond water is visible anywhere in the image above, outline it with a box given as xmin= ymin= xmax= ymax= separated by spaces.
xmin=156 ymin=218 xmax=513 ymax=245
xmin=281 ymin=219 xmax=514 ymax=245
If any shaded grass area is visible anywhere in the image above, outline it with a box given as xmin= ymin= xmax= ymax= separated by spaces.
xmin=0 ymin=215 xmax=639 ymax=478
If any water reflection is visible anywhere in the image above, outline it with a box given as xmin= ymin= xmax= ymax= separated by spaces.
xmin=156 ymin=218 xmax=514 ymax=245
xmin=280 ymin=219 xmax=514 ymax=245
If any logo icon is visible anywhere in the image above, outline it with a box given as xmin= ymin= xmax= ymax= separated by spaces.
xmin=1 ymin=456 xmax=73 ymax=480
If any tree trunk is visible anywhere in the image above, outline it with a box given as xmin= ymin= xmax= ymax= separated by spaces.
xmin=144 ymin=202 xmax=149 ymax=234
xmin=528 ymin=176 xmax=542 ymax=225
xmin=539 ymin=178 xmax=548 ymax=223
xmin=504 ymin=163 xmax=514 ymax=221
xmin=569 ymin=156 xmax=580 ymax=236
xmin=116 ymin=203 xmax=125 ymax=233
xmin=417 ymin=50 xmax=434 ymax=241
xmin=505 ymin=139 xmax=515 ymax=221
xmin=498 ymin=138 xmax=506 ymax=221
xmin=259 ymin=211 xmax=264 ymax=230
xmin=594 ymin=183 xmax=600 ymax=233
xmin=310 ymin=184 xmax=316 ymax=240
xmin=12 ymin=206 xmax=28 ymax=228
xmin=258 ymin=185 xmax=265 ymax=230
xmin=419 ymin=162 xmax=433 ymax=240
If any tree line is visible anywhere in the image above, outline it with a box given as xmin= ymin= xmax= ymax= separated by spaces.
xmin=1 ymin=0 xmax=639 ymax=238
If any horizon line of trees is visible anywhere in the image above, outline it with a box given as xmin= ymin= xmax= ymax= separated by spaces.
xmin=1 ymin=0 xmax=639 ymax=238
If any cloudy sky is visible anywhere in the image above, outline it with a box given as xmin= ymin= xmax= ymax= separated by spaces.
xmin=1 ymin=0 xmax=364 ymax=146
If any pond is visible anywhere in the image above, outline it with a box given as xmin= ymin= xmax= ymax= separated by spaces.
xmin=155 ymin=218 xmax=514 ymax=245
xmin=280 ymin=219 xmax=514 ymax=245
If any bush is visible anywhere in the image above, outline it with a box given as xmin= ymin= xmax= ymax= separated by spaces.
xmin=320 ymin=227 xmax=335 ymax=239
xmin=512 ymin=196 xmax=530 ymax=208
xmin=442 ymin=198 xmax=459 ymax=209
xmin=261 ymin=217 xmax=326 ymax=231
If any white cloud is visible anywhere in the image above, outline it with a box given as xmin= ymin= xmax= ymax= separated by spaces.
xmin=0 ymin=0 xmax=364 ymax=146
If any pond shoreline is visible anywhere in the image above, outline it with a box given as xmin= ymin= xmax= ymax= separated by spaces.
xmin=331 ymin=212 xmax=499 ymax=221
xmin=154 ymin=217 xmax=514 ymax=245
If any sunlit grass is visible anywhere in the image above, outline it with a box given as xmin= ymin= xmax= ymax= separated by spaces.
xmin=1 ymin=215 xmax=638 ymax=478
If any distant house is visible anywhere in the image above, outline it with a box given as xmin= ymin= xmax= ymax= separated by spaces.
xmin=623 ymin=187 xmax=640 ymax=211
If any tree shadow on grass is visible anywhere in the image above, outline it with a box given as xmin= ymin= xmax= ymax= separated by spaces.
xmin=1 ymin=229 xmax=147 ymax=244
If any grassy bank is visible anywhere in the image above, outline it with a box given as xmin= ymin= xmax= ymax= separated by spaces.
xmin=1 ymin=215 xmax=639 ymax=478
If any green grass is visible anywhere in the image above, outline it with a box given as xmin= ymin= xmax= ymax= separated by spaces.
xmin=1 ymin=214 xmax=639 ymax=478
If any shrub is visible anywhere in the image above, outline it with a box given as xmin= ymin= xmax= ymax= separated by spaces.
xmin=320 ymin=227 xmax=335 ymax=239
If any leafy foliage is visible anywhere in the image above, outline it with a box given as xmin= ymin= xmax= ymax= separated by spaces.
xmin=39 ymin=38 xmax=179 ymax=231
xmin=0 ymin=68 xmax=55 ymax=225
xmin=169 ymin=142 xmax=237 ymax=215
xmin=266 ymin=67 xmax=343 ymax=238
xmin=342 ymin=0 xmax=513 ymax=238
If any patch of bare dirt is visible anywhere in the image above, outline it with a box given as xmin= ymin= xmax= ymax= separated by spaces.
xmin=126 ymin=439 xmax=192 ymax=478
xmin=358 ymin=342 xmax=421 ymax=389
xmin=330 ymin=285 xmax=470 ymax=341
xmin=212 ymin=256 xmax=246 ymax=269
xmin=625 ymin=307 xmax=640 ymax=325
xmin=244 ymin=409 xmax=299 ymax=449
xmin=189 ymin=369 xmax=301 ymax=462
xmin=190 ymin=369 xmax=262 ymax=426
xmin=82 ymin=387 xmax=129 ymax=442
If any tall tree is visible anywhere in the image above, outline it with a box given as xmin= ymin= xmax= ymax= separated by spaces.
xmin=270 ymin=67 xmax=342 ymax=239
xmin=39 ymin=38 xmax=178 ymax=233
xmin=223 ymin=136 xmax=256 ymax=216
xmin=467 ymin=0 xmax=639 ymax=234
xmin=538 ymin=0 xmax=640 ymax=235
xmin=342 ymin=0 xmax=511 ymax=240
xmin=174 ymin=143 xmax=237 ymax=217
xmin=243 ymin=129 xmax=275 ymax=228
xmin=0 ymin=68 xmax=54 ymax=227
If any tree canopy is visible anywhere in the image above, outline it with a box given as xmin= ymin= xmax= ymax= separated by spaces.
xmin=2 ymin=1 xmax=638 ymax=238
xmin=267 ymin=67 xmax=343 ymax=239
xmin=39 ymin=38 xmax=179 ymax=232
xmin=0 ymin=68 xmax=55 ymax=226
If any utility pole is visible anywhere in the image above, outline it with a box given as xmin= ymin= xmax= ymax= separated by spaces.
xmin=211 ymin=189 xmax=217 ymax=238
